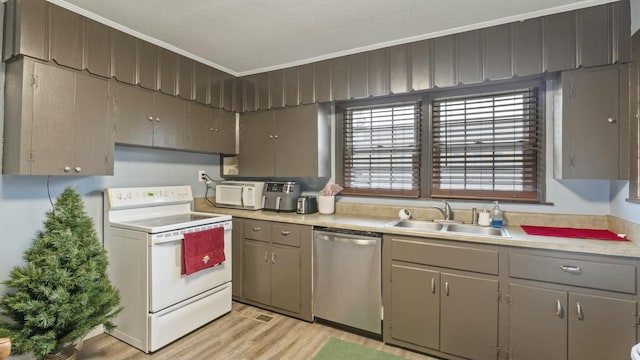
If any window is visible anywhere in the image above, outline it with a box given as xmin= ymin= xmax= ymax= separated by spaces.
xmin=431 ymin=88 xmax=542 ymax=202
xmin=342 ymin=102 xmax=422 ymax=197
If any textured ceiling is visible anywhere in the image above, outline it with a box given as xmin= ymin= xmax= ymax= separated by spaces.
xmin=49 ymin=0 xmax=619 ymax=76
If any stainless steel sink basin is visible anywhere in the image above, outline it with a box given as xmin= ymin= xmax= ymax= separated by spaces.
xmin=385 ymin=219 xmax=510 ymax=238
xmin=445 ymin=223 xmax=510 ymax=237
xmin=386 ymin=219 xmax=444 ymax=231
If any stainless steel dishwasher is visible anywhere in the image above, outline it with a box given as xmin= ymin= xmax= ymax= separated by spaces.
xmin=313 ymin=227 xmax=382 ymax=335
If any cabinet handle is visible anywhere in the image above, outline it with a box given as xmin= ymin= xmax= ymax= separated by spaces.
xmin=607 ymin=117 xmax=617 ymax=124
xmin=64 ymin=166 xmax=71 ymax=173
xmin=555 ymin=299 xmax=563 ymax=318
xmin=252 ymin=227 xmax=262 ymax=232
xmin=430 ymin=278 xmax=436 ymax=294
xmin=208 ymin=128 xmax=219 ymax=132
xmin=269 ymin=135 xmax=274 ymax=139
xmin=264 ymin=251 xmax=268 ymax=263
xmin=576 ymin=302 xmax=583 ymax=320
xmin=274 ymin=134 xmax=279 ymax=139
xmin=147 ymin=116 xmax=154 ymax=121
xmin=560 ymin=265 xmax=581 ymax=274
xmin=280 ymin=230 xmax=291 ymax=236
xmin=155 ymin=117 xmax=160 ymax=122
xmin=271 ymin=252 xmax=276 ymax=264
xmin=74 ymin=167 xmax=81 ymax=173
xmin=445 ymin=281 xmax=449 ymax=296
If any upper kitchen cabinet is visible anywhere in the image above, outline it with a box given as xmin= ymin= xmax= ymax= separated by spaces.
xmin=178 ymin=55 xmax=194 ymax=100
xmin=482 ymin=24 xmax=512 ymax=80
xmin=136 ymin=39 xmax=158 ymax=90
xmin=255 ymin=72 xmax=270 ymax=110
xmin=331 ymin=57 xmax=349 ymax=101
xmin=3 ymin=0 xmax=48 ymax=62
xmin=82 ymin=18 xmax=111 ymax=78
xmin=111 ymin=30 xmax=137 ymax=85
xmin=456 ymin=30 xmax=483 ymax=84
xmin=49 ymin=5 xmax=82 ymax=70
xmin=348 ymin=52 xmax=368 ymax=99
xmin=542 ymin=12 xmax=575 ymax=72
xmin=513 ymin=18 xmax=542 ymax=76
xmin=410 ymin=40 xmax=431 ymax=91
xmin=388 ymin=44 xmax=409 ymax=94
xmin=555 ymin=64 xmax=629 ymax=179
xmin=194 ymin=61 xmax=210 ymax=105
xmin=113 ymin=81 xmax=187 ymax=150
xmin=3 ymin=57 xmax=113 ymax=175
xmin=314 ymin=60 xmax=332 ymax=103
xmin=433 ymin=35 xmax=456 ymax=88
xmin=158 ymin=48 xmax=178 ymax=96
xmin=269 ymin=70 xmax=285 ymax=108
xmin=241 ymin=76 xmax=258 ymax=112
xmin=186 ymin=103 xmax=236 ymax=154
xmin=299 ymin=63 xmax=315 ymax=104
xmin=284 ymin=67 xmax=300 ymax=106
xmin=237 ymin=103 xmax=330 ymax=177
xmin=576 ymin=0 xmax=631 ymax=67
xmin=368 ymin=48 xmax=389 ymax=96
xmin=210 ymin=68 xmax=226 ymax=108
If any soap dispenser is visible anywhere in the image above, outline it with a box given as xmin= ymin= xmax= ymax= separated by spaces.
xmin=490 ymin=201 xmax=503 ymax=229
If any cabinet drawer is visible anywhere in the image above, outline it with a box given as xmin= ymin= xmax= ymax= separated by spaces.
xmin=391 ymin=238 xmax=498 ymax=275
xmin=243 ymin=220 xmax=270 ymax=242
xmin=510 ymin=252 xmax=636 ymax=294
xmin=271 ymin=224 xmax=301 ymax=247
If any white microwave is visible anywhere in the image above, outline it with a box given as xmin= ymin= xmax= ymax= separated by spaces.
xmin=215 ymin=181 xmax=265 ymax=210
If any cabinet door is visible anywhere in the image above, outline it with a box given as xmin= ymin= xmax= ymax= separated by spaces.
xmin=270 ymin=245 xmax=301 ymax=313
xmin=562 ymin=66 xmax=620 ymax=178
xmin=440 ymin=273 xmax=498 ymax=360
xmin=433 ymin=35 xmax=456 ymax=88
xmin=178 ymin=55 xmax=194 ymax=100
xmin=273 ymin=104 xmax=317 ymax=177
xmin=238 ymin=111 xmax=275 ymax=176
xmin=31 ymin=62 xmax=75 ymax=175
xmin=158 ymin=48 xmax=178 ymax=96
xmin=568 ymin=293 xmax=636 ymax=360
xmin=82 ymin=18 xmax=111 ymax=78
xmin=368 ymin=48 xmax=388 ymax=96
xmin=456 ymin=29 xmax=483 ymax=84
xmin=4 ymin=0 xmax=48 ymax=61
xmin=576 ymin=5 xmax=611 ymax=67
xmin=112 ymin=30 xmax=137 ymax=85
xmin=390 ymin=265 xmax=440 ymax=349
xmin=410 ymin=40 xmax=431 ymax=91
xmin=543 ymin=11 xmax=575 ymax=72
xmin=212 ymin=108 xmax=237 ymax=154
xmin=348 ymin=53 xmax=368 ymax=99
xmin=153 ymin=93 xmax=187 ymax=149
xmin=509 ymin=284 xmax=567 ymax=360
xmin=210 ymin=69 xmax=226 ymax=108
xmin=284 ymin=67 xmax=299 ymax=106
xmin=483 ymin=24 xmax=512 ymax=80
xmin=72 ymin=72 xmax=113 ymax=175
xmin=231 ymin=219 xmax=243 ymax=298
xmin=269 ymin=70 xmax=284 ymax=108
xmin=389 ymin=44 xmax=408 ymax=94
xmin=136 ymin=40 xmax=158 ymax=90
xmin=243 ymin=241 xmax=271 ymax=306
xmin=299 ymin=63 xmax=315 ymax=104
xmin=113 ymin=83 xmax=154 ymax=146
xmin=314 ymin=60 xmax=331 ymax=102
xmin=331 ymin=57 xmax=348 ymax=101
xmin=187 ymin=102 xmax=215 ymax=153
xmin=513 ymin=19 xmax=542 ymax=76
xmin=50 ymin=5 xmax=82 ymax=70
xmin=194 ymin=62 xmax=210 ymax=105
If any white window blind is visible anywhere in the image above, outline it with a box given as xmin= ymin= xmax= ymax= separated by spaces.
xmin=343 ymin=103 xmax=421 ymax=197
xmin=431 ymin=88 xmax=542 ymax=201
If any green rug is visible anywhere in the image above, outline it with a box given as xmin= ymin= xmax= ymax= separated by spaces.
xmin=313 ymin=337 xmax=407 ymax=360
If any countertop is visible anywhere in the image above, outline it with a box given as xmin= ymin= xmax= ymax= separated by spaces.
xmin=196 ymin=203 xmax=640 ymax=258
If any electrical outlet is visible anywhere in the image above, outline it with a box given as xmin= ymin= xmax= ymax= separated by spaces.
xmin=198 ymin=170 xmax=206 ymax=182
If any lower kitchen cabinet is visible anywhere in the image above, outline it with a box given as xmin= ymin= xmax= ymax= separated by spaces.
xmin=383 ymin=235 xmax=501 ymax=360
xmin=236 ymin=219 xmax=312 ymax=321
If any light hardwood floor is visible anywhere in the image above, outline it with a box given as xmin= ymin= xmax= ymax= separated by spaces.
xmin=78 ymin=302 xmax=440 ymax=360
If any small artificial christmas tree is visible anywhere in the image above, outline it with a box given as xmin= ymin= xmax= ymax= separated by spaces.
xmin=0 ymin=187 xmax=121 ymax=359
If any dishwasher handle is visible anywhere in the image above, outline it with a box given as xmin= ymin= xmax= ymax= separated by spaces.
xmin=314 ymin=233 xmax=380 ymax=246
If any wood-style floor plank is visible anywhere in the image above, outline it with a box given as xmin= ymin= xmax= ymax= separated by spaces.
xmin=78 ymin=302 xmax=440 ymax=360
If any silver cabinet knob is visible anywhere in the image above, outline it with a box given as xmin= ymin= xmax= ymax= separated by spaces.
xmin=75 ymin=167 xmax=81 ymax=173
xmin=208 ymin=128 xmax=219 ymax=132
xmin=64 ymin=166 xmax=71 ymax=172
xmin=274 ymin=134 xmax=279 ymax=139
xmin=155 ymin=117 xmax=160 ymax=122
xmin=147 ymin=116 xmax=154 ymax=121
xmin=607 ymin=117 xmax=617 ymax=123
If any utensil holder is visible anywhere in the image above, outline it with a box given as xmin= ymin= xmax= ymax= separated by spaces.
xmin=318 ymin=195 xmax=335 ymax=214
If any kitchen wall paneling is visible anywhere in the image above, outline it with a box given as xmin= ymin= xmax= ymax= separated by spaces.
xmin=512 ymin=18 xmax=543 ymax=76
xmin=314 ymin=60 xmax=332 ymax=102
xmin=284 ymin=67 xmax=300 ymax=106
xmin=348 ymin=52 xmax=368 ymax=99
xmin=388 ymin=44 xmax=409 ymax=94
xmin=82 ymin=17 xmax=111 ymax=78
xmin=269 ymin=70 xmax=285 ymax=108
xmin=111 ymin=30 xmax=137 ymax=85
xmin=178 ymin=55 xmax=195 ymax=100
xmin=136 ymin=39 xmax=158 ymax=90
xmin=299 ymin=63 xmax=315 ymax=104
xmin=49 ymin=5 xmax=82 ymax=70
xmin=158 ymin=47 xmax=178 ymax=95
xmin=331 ymin=57 xmax=349 ymax=101
xmin=482 ymin=24 xmax=512 ymax=80
xmin=368 ymin=48 xmax=388 ymax=96
xmin=542 ymin=12 xmax=575 ymax=72
xmin=194 ymin=61 xmax=211 ymax=105
xmin=433 ymin=35 xmax=457 ymax=88
xmin=456 ymin=29 xmax=483 ymax=84
xmin=410 ymin=40 xmax=431 ymax=91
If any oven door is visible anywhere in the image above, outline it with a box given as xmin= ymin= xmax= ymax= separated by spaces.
xmin=149 ymin=221 xmax=232 ymax=313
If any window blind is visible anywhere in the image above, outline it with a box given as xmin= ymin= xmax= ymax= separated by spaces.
xmin=343 ymin=103 xmax=421 ymax=197
xmin=431 ymin=88 xmax=542 ymax=201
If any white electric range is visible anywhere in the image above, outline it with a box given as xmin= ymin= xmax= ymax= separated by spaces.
xmin=103 ymin=185 xmax=232 ymax=353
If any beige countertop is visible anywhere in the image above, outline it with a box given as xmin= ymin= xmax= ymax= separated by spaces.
xmin=195 ymin=201 xmax=640 ymax=258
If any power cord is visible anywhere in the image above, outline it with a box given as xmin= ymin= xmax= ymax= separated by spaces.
xmin=202 ymin=173 xmax=220 ymax=207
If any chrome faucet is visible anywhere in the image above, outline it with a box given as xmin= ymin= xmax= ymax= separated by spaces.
xmin=432 ymin=200 xmax=453 ymax=221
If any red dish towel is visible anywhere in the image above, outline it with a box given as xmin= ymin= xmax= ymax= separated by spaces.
xmin=521 ymin=225 xmax=628 ymax=241
xmin=182 ymin=227 xmax=225 ymax=275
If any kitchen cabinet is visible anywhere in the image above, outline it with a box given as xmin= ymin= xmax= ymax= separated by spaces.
xmin=483 ymin=24 xmax=512 ymax=80
xmin=508 ymin=250 xmax=638 ymax=360
xmin=194 ymin=62 xmax=210 ymax=105
xmin=237 ymin=103 xmax=330 ymax=177
xmin=136 ymin=39 xmax=158 ymax=90
xmin=383 ymin=235 xmax=501 ymax=360
xmin=388 ymin=44 xmax=409 ymax=94
xmin=82 ymin=18 xmax=111 ymax=78
xmin=111 ymin=30 xmax=137 ymax=85
xmin=433 ymin=35 xmax=456 ymax=88
xmin=314 ymin=60 xmax=331 ymax=103
xmin=368 ymin=48 xmax=388 ymax=96
xmin=49 ymin=5 xmax=82 ymax=70
xmin=284 ymin=67 xmax=299 ymax=106
xmin=186 ymin=102 xmax=236 ymax=154
xmin=543 ymin=12 xmax=575 ymax=72
xmin=513 ymin=18 xmax=542 ymax=76
xmin=299 ymin=63 xmax=315 ymax=104
xmin=3 ymin=58 xmax=113 ymax=175
xmin=113 ymin=82 xmax=187 ymax=150
xmin=456 ymin=29 xmax=483 ymax=84
xmin=555 ymin=64 xmax=629 ymax=179
xmin=3 ymin=0 xmax=48 ymax=62
xmin=348 ymin=53 xmax=368 ymax=99
xmin=331 ymin=57 xmax=349 ymax=101
xmin=178 ymin=55 xmax=194 ymax=100
xmin=158 ymin=48 xmax=178 ymax=96
xmin=410 ymin=40 xmax=431 ymax=91
xmin=269 ymin=70 xmax=285 ymax=108
xmin=239 ymin=219 xmax=312 ymax=321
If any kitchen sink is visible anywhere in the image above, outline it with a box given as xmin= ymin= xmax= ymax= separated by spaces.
xmin=386 ymin=219 xmax=510 ymax=238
